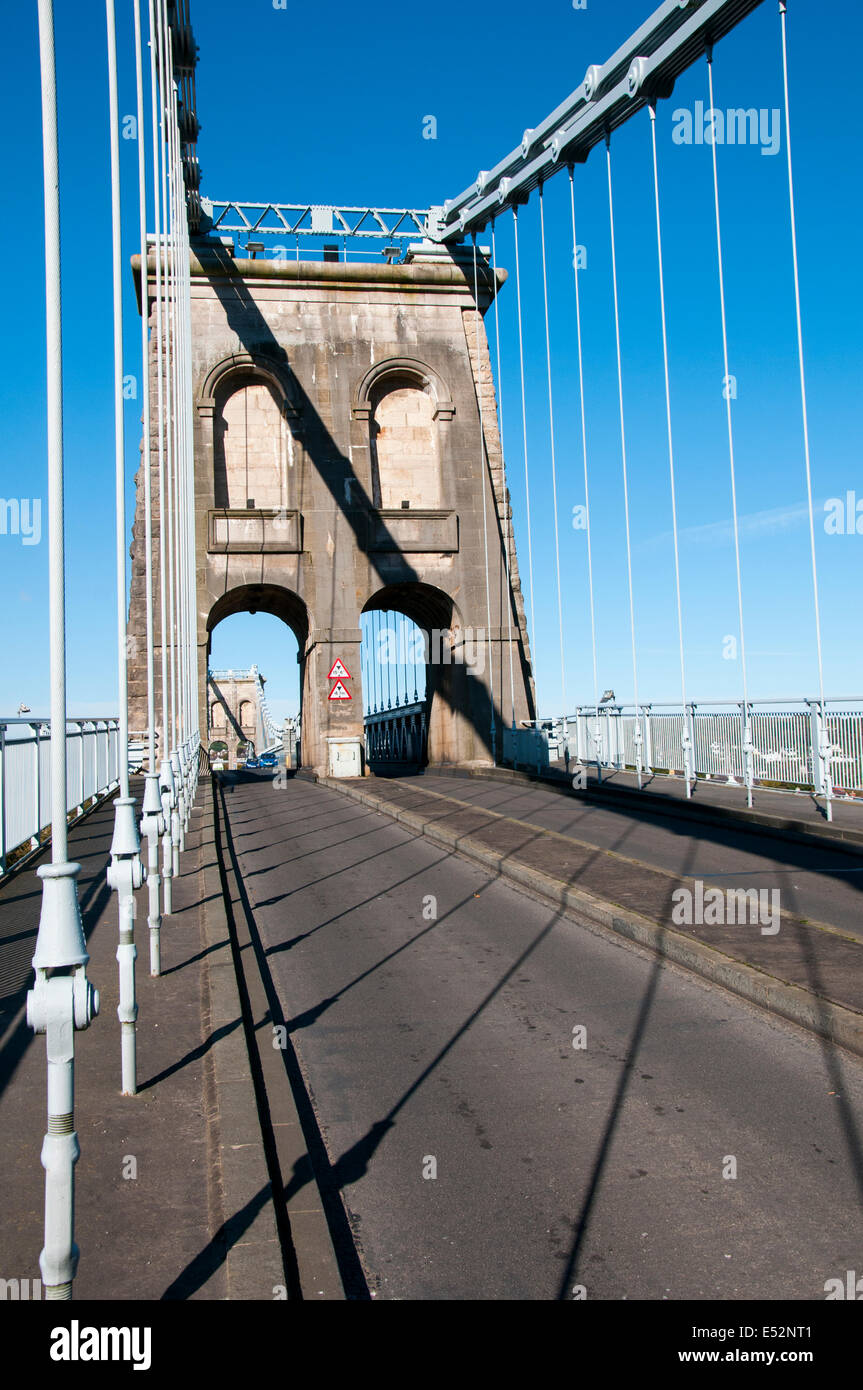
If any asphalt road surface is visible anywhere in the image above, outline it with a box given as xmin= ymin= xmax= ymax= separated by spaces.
xmin=219 ymin=771 xmax=863 ymax=1301
xmin=408 ymin=773 xmax=863 ymax=940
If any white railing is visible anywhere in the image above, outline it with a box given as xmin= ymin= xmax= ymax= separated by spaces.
xmin=0 ymin=717 xmax=120 ymax=875
xmin=508 ymin=700 xmax=863 ymax=799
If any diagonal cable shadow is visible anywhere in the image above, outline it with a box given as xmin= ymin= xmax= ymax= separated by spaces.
xmin=220 ymin=778 xmax=575 ymax=1223
xmin=254 ymin=827 xmax=450 ymax=913
xmin=213 ymin=776 xmax=369 ymax=1298
xmin=161 ymin=1182 xmax=272 ymax=1300
xmin=552 ymin=830 xmax=704 ymax=1299
xmin=138 ymin=1016 xmax=243 ymax=1091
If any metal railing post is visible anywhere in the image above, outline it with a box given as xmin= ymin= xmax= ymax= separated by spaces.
xmin=632 ymin=705 xmax=643 ymax=787
xmin=741 ymin=701 xmax=754 ymax=809
xmin=29 ymin=0 xmax=100 ymax=1299
xmin=818 ymin=700 xmax=834 ymax=824
xmin=683 ymin=702 xmax=695 ymax=798
xmin=159 ymin=758 xmax=176 ymax=915
xmin=642 ymin=705 xmax=653 ymax=776
xmin=79 ymin=722 xmax=86 ymax=814
xmin=33 ymin=724 xmax=42 ymax=850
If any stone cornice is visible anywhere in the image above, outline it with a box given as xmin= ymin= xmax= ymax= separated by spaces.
xmin=131 ymin=249 xmax=507 ymax=310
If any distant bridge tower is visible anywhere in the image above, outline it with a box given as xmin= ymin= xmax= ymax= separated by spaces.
xmin=127 ymin=240 xmax=536 ymax=773
xmin=207 ymin=665 xmax=275 ymax=767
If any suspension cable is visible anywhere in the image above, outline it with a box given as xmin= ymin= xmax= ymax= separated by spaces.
xmin=170 ymin=83 xmax=190 ymax=749
xmin=33 ymin=1 xmax=99 ymax=1301
xmin=157 ymin=0 xmax=177 ymax=757
xmin=606 ymin=137 xmax=642 ymax=787
xmin=779 ymin=0 xmax=832 ymax=819
xmin=568 ymin=167 xmax=601 ymax=769
xmin=133 ymin=0 xmax=155 ymax=780
xmin=106 ymin=0 xmax=129 ymax=804
xmin=148 ymin=0 xmax=168 ymax=769
xmin=538 ymin=183 xmax=567 ymax=720
xmin=165 ymin=0 xmax=182 ymax=756
xmin=153 ymin=0 xmax=179 ymax=909
xmin=512 ymin=207 xmax=537 ymax=651
xmin=648 ymin=104 xmax=691 ymax=796
xmin=472 ymin=234 xmax=496 ymax=762
xmin=167 ymin=28 xmax=183 ymax=754
xmin=37 ymin=0 xmax=71 ymax=861
xmin=491 ymin=220 xmax=516 ymax=728
xmin=707 ymin=47 xmax=753 ymax=806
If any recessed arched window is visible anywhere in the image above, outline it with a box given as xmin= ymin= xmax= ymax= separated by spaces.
xmin=210 ymin=702 xmax=225 ymax=729
xmin=238 ymin=700 xmax=254 ymax=728
xmin=214 ymin=375 xmax=287 ymax=510
xmin=369 ymin=373 xmax=442 ymax=510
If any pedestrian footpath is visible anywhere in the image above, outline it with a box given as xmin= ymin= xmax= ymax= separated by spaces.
xmin=0 ymin=790 xmax=236 ymax=1299
xmin=544 ymin=759 xmax=863 ymax=849
xmin=318 ymin=770 xmax=863 ymax=1058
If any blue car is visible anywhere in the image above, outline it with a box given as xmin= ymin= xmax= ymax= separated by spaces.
xmin=259 ymin=753 xmax=277 ymax=768
xmin=245 ymin=756 xmax=260 ymax=769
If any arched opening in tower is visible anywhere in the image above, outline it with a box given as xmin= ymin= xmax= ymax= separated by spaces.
xmin=361 ymin=582 xmax=476 ymax=771
xmin=207 ymin=608 xmax=301 ymax=771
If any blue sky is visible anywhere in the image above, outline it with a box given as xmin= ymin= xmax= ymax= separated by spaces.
xmin=1 ymin=0 xmax=860 ymax=726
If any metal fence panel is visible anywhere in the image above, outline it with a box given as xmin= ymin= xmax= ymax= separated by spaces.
xmin=827 ymin=711 xmax=863 ymax=792
xmin=4 ymin=733 xmax=39 ymax=853
xmin=533 ymin=704 xmax=863 ymax=796
xmin=0 ymin=718 xmax=120 ymax=876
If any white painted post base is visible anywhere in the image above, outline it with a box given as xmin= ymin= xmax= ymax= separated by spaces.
xmin=141 ymin=772 xmax=163 ymax=976
xmin=27 ymin=873 xmax=99 ymax=1300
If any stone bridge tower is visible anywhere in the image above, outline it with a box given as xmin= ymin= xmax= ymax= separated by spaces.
xmin=128 ymin=240 xmax=536 ymax=774
xmin=207 ymin=667 xmax=266 ymax=768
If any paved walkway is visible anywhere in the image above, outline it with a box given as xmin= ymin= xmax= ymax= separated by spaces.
xmin=0 ymin=790 xmax=225 ymax=1299
xmin=318 ymin=771 xmax=863 ymax=1053
xmin=545 ymin=759 xmax=863 ymax=844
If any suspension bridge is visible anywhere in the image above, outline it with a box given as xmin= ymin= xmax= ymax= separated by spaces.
xmin=1 ymin=0 xmax=862 ymax=1317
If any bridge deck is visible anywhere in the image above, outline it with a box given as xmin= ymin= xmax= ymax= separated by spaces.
xmin=212 ymin=771 xmax=863 ymax=1299
xmin=3 ymin=771 xmax=862 ymax=1299
xmin=318 ymin=771 xmax=863 ymax=1023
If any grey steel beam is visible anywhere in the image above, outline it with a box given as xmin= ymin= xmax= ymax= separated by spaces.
xmin=437 ymin=0 xmax=765 ymax=241
xmin=200 ymin=200 xmax=434 ymax=241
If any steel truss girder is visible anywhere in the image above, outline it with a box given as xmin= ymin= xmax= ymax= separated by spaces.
xmin=200 ymin=200 xmax=434 ymax=241
xmin=437 ymin=0 xmax=765 ymax=241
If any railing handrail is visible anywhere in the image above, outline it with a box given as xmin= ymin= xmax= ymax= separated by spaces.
xmin=538 ymin=698 xmax=863 ymax=716
xmin=0 ymin=715 xmax=120 ymax=725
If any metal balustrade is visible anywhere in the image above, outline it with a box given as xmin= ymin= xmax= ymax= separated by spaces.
xmin=365 ymin=701 xmax=428 ymax=764
xmin=0 ymin=717 xmax=120 ymax=875
xmin=507 ymin=701 xmax=863 ymax=799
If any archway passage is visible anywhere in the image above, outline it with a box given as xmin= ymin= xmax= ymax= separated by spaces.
xmin=361 ymin=582 xmax=488 ymax=770
xmin=361 ymin=607 xmax=428 ymax=769
xmin=205 ymin=585 xmax=307 ymax=770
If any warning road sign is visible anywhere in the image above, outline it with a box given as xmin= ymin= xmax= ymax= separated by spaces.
xmin=328 ymin=680 xmax=352 ymax=701
xmin=327 ymin=659 xmax=351 ymax=680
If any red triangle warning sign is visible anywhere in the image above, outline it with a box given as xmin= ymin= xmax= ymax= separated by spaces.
xmin=327 ymin=659 xmax=351 ymax=680
xmin=328 ymin=680 xmax=352 ymax=700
